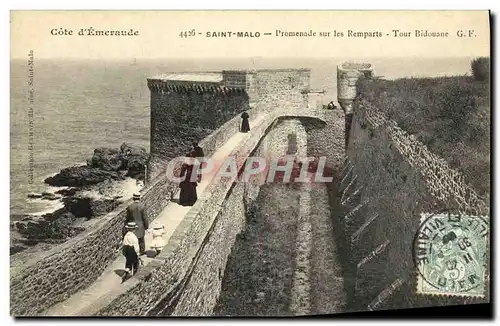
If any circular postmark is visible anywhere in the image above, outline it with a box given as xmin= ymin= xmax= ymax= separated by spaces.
xmin=413 ymin=213 xmax=489 ymax=295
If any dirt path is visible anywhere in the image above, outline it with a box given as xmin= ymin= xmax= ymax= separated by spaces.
xmin=289 ymin=182 xmax=312 ymax=315
xmin=308 ymin=183 xmax=347 ymax=315
xmin=214 ymin=181 xmax=348 ymax=316
xmin=213 ymin=184 xmax=301 ymax=316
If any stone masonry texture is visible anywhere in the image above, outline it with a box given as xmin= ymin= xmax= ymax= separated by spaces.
xmin=10 ymin=69 xmax=333 ymax=317
xmin=96 ymin=110 xmax=331 ymax=316
xmin=148 ymin=87 xmax=250 ymax=181
xmin=307 ymin=110 xmax=345 ymax=173
xmin=246 ymin=69 xmax=310 ymax=113
xmin=9 ymin=167 xmax=177 ymax=316
xmin=148 ymin=69 xmax=311 ymax=181
xmin=343 ymin=101 xmax=489 ymax=312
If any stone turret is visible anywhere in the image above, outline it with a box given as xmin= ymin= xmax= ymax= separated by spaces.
xmin=337 ymin=62 xmax=373 ymax=148
xmin=337 ymin=62 xmax=373 ymax=114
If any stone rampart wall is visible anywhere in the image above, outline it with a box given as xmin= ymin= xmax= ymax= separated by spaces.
xmin=339 ymin=101 xmax=489 ymax=312
xmin=96 ymin=110 xmax=329 ymax=316
xmin=10 ymin=165 xmax=176 ymax=316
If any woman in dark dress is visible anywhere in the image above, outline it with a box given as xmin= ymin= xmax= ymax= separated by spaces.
xmin=192 ymin=143 xmax=205 ymax=182
xmin=179 ymin=153 xmax=198 ymax=206
xmin=240 ymin=111 xmax=250 ymax=133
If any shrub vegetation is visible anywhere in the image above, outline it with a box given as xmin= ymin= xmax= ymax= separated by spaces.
xmin=471 ymin=57 xmax=490 ymax=82
xmin=355 ymin=59 xmax=490 ymax=199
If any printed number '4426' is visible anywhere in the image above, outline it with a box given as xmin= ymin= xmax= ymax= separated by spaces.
xmin=179 ymin=29 xmax=196 ymax=38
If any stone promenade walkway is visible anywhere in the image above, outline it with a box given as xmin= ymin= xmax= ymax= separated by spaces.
xmin=43 ymin=114 xmax=267 ymax=316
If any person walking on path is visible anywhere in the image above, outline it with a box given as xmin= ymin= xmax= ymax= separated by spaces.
xmin=240 ymin=111 xmax=250 ymax=133
xmin=125 ymin=193 xmax=149 ymax=255
xmin=179 ymin=152 xmax=198 ymax=206
xmin=122 ymin=221 xmax=140 ymax=278
xmin=192 ymin=142 xmax=205 ymax=182
xmin=150 ymin=221 xmax=166 ymax=256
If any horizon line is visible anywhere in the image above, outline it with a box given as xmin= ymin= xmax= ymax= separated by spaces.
xmin=9 ymin=55 xmax=487 ymax=61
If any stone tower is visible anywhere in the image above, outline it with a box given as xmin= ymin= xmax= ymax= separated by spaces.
xmin=337 ymin=62 xmax=373 ymax=148
xmin=146 ymin=68 xmax=312 ymax=182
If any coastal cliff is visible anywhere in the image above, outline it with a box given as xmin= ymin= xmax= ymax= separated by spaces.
xmin=10 ymin=143 xmax=149 ymax=255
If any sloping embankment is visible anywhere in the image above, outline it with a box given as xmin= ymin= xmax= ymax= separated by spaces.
xmin=338 ymin=77 xmax=490 ymax=312
xmin=355 ymin=76 xmax=490 ymax=200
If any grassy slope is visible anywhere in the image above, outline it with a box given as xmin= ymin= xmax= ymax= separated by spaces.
xmin=213 ymin=184 xmax=300 ymax=316
xmin=356 ymin=75 xmax=490 ymax=199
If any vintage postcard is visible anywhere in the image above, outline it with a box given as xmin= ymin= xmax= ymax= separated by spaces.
xmin=9 ymin=10 xmax=491 ymax=317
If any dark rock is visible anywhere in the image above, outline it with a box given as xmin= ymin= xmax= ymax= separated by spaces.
xmin=121 ymin=143 xmax=149 ymax=180
xmin=61 ymin=212 xmax=76 ymax=220
xmin=27 ymin=193 xmax=43 ymax=199
xmin=88 ymin=147 xmax=125 ymax=171
xmin=96 ymin=179 xmax=118 ymax=197
xmin=10 ymin=214 xmax=28 ymax=221
xmin=126 ymin=154 xmax=147 ymax=179
xmin=62 ymin=197 xmax=92 ymax=218
xmin=12 ymin=193 xmax=121 ymax=254
xmin=44 ymin=165 xmax=124 ymax=187
xmin=120 ymin=143 xmax=147 ymax=157
xmin=44 ymin=143 xmax=148 ymax=187
xmin=40 ymin=207 xmax=69 ymax=222
xmin=55 ymin=188 xmax=79 ymax=197
xmin=14 ymin=212 xmax=84 ymax=243
xmin=89 ymin=198 xmax=122 ymax=217
xmin=10 ymin=245 xmax=29 ymax=255
xmin=63 ymin=196 xmax=121 ymax=219
xmin=10 ymin=231 xmax=30 ymax=255
xmin=41 ymin=192 xmax=60 ymax=201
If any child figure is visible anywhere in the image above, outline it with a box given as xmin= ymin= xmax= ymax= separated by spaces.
xmin=122 ymin=222 xmax=140 ymax=279
xmin=150 ymin=222 xmax=165 ymax=255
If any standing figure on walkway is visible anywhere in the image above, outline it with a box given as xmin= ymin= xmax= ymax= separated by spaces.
xmin=240 ymin=111 xmax=250 ymax=133
xmin=122 ymin=222 xmax=140 ymax=278
xmin=192 ymin=142 xmax=205 ymax=182
xmin=125 ymin=193 xmax=149 ymax=256
xmin=179 ymin=153 xmax=198 ymax=206
xmin=150 ymin=221 xmax=166 ymax=256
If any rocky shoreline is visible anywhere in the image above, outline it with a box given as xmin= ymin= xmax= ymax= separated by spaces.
xmin=10 ymin=143 xmax=149 ymax=256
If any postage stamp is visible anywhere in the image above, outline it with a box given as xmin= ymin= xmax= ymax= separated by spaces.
xmin=413 ymin=213 xmax=489 ymax=297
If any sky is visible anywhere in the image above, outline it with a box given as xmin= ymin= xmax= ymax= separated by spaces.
xmin=10 ymin=10 xmax=490 ymax=60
